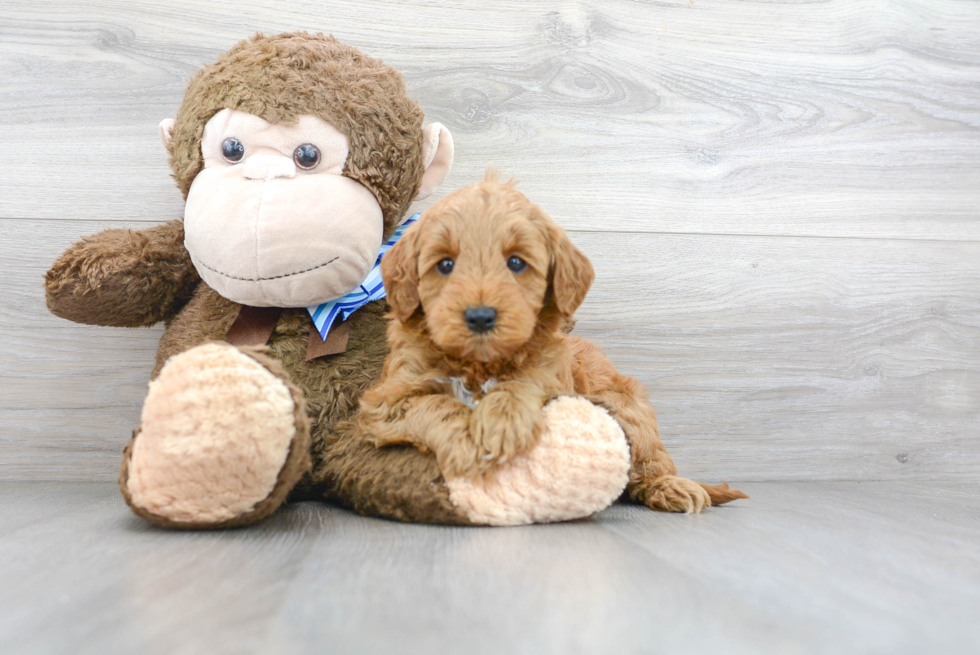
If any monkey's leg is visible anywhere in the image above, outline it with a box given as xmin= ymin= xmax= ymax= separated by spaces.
xmin=312 ymin=416 xmax=475 ymax=525
xmin=313 ymin=396 xmax=630 ymax=526
xmin=120 ymin=343 xmax=311 ymax=529
xmin=446 ymin=396 xmax=631 ymax=526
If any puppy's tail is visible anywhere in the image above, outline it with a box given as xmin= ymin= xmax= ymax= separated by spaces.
xmin=698 ymin=481 xmax=749 ymax=506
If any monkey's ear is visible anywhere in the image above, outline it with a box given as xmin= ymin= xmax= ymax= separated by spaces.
xmin=381 ymin=227 xmax=421 ymax=322
xmin=159 ymin=118 xmax=176 ymax=154
xmin=550 ymin=223 xmax=595 ymax=317
xmin=416 ymin=123 xmax=454 ymax=201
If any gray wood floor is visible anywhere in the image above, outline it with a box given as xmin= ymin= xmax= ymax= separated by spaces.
xmin=1 ymin=481 xmax=977 ymax=655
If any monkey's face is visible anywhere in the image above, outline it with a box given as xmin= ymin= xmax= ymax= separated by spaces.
xmin=182 ymin=109 xmax=384 ymax=307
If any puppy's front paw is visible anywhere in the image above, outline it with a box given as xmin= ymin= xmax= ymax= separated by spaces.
xmin=642 ymin=475 xmax=711 ymax=514
xmin=469 ymin=391 xmax=542 ymax=469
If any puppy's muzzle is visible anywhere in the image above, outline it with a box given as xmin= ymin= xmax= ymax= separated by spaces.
xmin=464 ymin=306 xmax=497 ymax=334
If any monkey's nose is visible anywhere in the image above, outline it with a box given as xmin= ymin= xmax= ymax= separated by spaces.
xmin=242 ymin=154 xmax=296 ymax=181
xmin=464 ymin=306 xmax=497 ymax=334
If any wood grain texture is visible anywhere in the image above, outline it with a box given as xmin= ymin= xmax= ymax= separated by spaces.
xmin=1 ymin=0 xmax=978 ymax=483
xmin=1 ymin=0 xmax=979 ymax=239
xmin=0 ymin=481 xmax=977 ymax=654
xmin=4 ymin=219 xmax=978 ymax=481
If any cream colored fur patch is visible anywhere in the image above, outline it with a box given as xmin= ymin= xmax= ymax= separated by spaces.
xmin=447 ymin=396 xmax=630 ymax=526
xmin=126 ymin=343 xmax=297 ymax=524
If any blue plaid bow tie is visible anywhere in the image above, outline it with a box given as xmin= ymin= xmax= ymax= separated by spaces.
xmin=306 ymin=213 xmax=419 ymax=341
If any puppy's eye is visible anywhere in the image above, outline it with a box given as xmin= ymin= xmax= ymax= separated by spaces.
xmin=507 ymin=256 xmax=528 ymax=273
xmin=293 ymin=144 xmax=320 ymax=170
xmin=221 ymin=138 xmax=245 ymax=163
xmin=436 ymin=258 xmax=454 ymax=275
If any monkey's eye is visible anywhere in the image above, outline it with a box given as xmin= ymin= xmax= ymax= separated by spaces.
xmin=507 ymin=256 xmax=528 ymax=273
xmin=293 ymin=144 xmax=320 ymax=170
xmin=436 ymin=258 xmax=454 ymax=275
xmin=221 ymin=138 xmax=245 ymax=163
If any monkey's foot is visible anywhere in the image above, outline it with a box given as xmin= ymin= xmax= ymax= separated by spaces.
xmin=120 ymin=343 xmax=310 ymax=528
xmin=446 ymin=396 xmax=630 ymax=526
xmin=641 ymin=475 xmax=712 ymax=514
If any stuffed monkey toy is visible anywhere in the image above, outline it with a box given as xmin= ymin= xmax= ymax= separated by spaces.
xmin=45 ymin=33 xmax=636 ymax=528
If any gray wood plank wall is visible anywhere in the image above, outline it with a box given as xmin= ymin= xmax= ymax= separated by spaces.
xmin=1 ymin=0 xmax=978 ymax=482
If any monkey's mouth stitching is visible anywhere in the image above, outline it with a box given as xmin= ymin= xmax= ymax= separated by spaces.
xmin=198 ymin=256 xmax=340 ymax=281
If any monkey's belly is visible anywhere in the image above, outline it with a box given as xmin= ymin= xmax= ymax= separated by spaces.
xmin=155 ymin=280 xmax=388 ymax=405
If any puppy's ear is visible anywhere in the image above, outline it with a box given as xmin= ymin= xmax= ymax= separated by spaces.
xmin=549 ymin=224 xmax=594 ymax=317
xmin=381 ymin=227 xmax=421 ymax=322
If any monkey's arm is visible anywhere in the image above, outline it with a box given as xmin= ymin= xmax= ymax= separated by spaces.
xmin=45 ymin=220 xmax=200 ymax=327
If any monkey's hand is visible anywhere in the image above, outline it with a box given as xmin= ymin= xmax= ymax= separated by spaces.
xmin=468 ymin=381 xmax=544 ymax=473
xmin=45 ymin=220 xmax=199 ymax=327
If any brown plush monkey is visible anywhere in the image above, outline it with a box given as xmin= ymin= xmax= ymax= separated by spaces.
xmin=44 ymin=33 xmax=635 ymax=528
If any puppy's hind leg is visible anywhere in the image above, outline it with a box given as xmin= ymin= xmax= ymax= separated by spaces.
xmin=571 ymin=338 xmax=746 ymax=513
xmin=602 ymin=390 xmax=748 ymax=514
xmin=605 ymin=389 xmax=747 ymax=513
xmin=600 ymin=386 xmax=712 ymax=514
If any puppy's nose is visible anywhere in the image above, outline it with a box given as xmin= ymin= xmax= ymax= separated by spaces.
xmin=464 ymin=306 xmax=497 ymax=334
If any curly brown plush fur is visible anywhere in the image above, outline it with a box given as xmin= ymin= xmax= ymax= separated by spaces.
xmin=44 ymin=221 xmax=199 ymax=328
xmin=169 ymin=32 xmax=425 ymax=238
xmin=44 ymin=33 xmax=471 ymax=527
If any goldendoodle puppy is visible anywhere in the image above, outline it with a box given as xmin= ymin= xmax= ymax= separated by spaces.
xmin=359 ymin=173 xmax=746 ymax=513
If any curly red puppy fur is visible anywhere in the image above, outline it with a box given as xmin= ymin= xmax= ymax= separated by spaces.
xmin=359 ymin=173 xmax=747 ymax=513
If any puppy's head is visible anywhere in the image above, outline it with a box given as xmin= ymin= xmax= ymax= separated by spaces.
xmin=382 ymin=172 xmax=594 ymax=362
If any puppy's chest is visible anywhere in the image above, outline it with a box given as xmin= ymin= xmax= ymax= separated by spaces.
xmin=433 ymin=376 xmax=498 ymax=408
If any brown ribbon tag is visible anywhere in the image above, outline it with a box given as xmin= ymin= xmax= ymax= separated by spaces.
xmin=226 ymin=306 xmax=282 ymax=347
xmin=226 ymin=305 xmax=349 ymax=360
xmin=306 ymin=319 xmax=351 ymax=361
